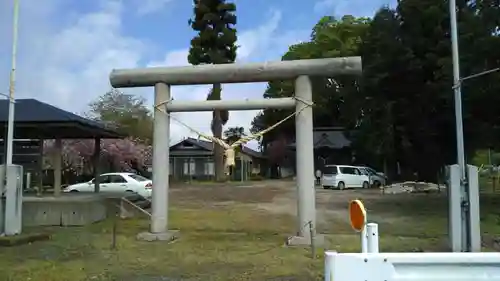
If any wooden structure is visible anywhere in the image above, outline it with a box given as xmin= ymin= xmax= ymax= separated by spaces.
xmin=0 ymin=98 xmax=123 ymax=228
xmin=169 ymin=138 xmax=266 ymax=181
xmin=285 ymin=126 xmax=353 ymax=173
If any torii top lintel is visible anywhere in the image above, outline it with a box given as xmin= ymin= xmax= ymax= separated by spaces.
xmin=109 ymin=56 xmax=362 ymax=88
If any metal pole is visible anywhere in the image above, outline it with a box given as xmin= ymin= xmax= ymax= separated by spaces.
xmin=449 ymin=0 xmax=470 ymax=252
xmin=366 ymin=223 xmax=379 ymax=253
xmin=1 ymin=0 xmax=20 ymax=236
xmin=240 ymin=157 xmax=243 ymax=182
xmin=360 ymin=225 xmax=368 ymax=253
xmin=6 ymin=0 xmax=20 ymax=165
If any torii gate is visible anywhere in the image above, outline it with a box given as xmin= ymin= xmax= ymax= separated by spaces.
xmin=109 ymin=56 xmax=362 ymax=245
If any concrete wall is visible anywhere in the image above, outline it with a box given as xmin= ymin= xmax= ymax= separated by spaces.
xmin=22 ymin=195 xmax=107 ymax=226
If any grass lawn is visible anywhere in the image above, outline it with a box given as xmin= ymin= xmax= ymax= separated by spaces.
xmin=0 ymin=208 xmax=322 ymax=281
xmin=1 ymin=182 xmax=500 ymax=281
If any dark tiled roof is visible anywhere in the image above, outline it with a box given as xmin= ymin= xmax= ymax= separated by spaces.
xmin=181 ymin=137 xmax=265 ymax=159
xmin=288 ymin=127 xmax=351 ymax=149
xmin=1 ymin=98 xmax=94 ymax=123
xmin=0 ymin=98 xmax=123 ymax=138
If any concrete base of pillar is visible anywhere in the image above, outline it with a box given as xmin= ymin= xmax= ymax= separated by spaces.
xmin=136 ymin=230 xmax=179 ymax=242
xmin=286 ymin=233 xmax=325 ymax=247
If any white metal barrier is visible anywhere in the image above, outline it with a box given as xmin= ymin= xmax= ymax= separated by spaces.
xmin=325 ymin=252 xmax=500 ymax=281
xmin=326 ymin=199 xmax=500 ymax=281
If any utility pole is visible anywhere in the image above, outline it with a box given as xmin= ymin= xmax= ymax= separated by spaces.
xmin=449 ymin=0 xmax=472 ymax=252
xmin=6 ymin=0 xmax=20 ymax=166
xmin=1 ymin=0 xmax=20 ymax=235
xmin=447 ymin=0 xmax=500 ymax=252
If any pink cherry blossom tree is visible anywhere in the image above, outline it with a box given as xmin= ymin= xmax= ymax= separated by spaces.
xmin=43 ymin=90 xmax=154 ymax=177
xmin=44 ymin=138 xmax=152 ymax=174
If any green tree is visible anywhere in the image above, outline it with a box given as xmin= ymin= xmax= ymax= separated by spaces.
xmin=356 ymin=0 xmax=500 ymax=180
xmin=352 ymin=7 xmax=411 ymax=175
xmin=87 ymin=89 xmax=153 ymax=143
xmin=471 ymin=149 xmax=500 ymax=167
xmin=251 ymin=15 xmax=369 ymax=148
xmin=188 ymin=0 xmax=238 ymax=181
xmin=224 ymin=126 xmax=245 ymax=144
xmin=259 ymin=2 xmax=500 ymax=181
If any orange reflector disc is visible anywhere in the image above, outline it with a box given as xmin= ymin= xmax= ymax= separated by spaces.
xmin=348 ymin=199 xmax=366 ymax=232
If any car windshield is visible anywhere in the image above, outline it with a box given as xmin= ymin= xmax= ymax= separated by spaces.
xmin=365 ymin=167 xmax=378 ymax=175
xmin=323 ymin=166 xmax=338 ymax=175
xmin=128 ymin=174 xmax=149 ymax=182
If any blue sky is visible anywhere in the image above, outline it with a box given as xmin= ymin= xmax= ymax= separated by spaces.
xmin=0 ymin=0 xmax=394 ymax=147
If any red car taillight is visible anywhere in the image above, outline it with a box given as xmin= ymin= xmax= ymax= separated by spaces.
xmin=145 ymin=183 xmax=152 ymax=189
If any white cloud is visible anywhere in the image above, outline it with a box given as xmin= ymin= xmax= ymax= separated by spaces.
xmin=134 ymin=0 xmax=175 ymax=16
xmin=0 ymin=1 xmax=307 ymax=150
xmin=1 ymin=0 xmax=147 ymax=109
xmin=236 ymin=10 xmax=282 ymax=59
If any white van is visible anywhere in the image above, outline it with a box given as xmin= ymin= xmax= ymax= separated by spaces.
xmin=321 ymin=165 xmax=370 ymax=190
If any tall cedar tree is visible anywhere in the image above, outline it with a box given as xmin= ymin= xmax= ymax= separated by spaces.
xmin=188 ymin=0 xmax=238 ymax=181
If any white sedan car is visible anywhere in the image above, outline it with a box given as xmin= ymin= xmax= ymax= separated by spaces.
xmin=64 ymin=172 xmax=152 ymax=198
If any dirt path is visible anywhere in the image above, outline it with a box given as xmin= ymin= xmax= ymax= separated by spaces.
xmin=252 ymin=185 xmax=353 ymax=225
xmin=253 ymin=183 xmax=403 ymax=230
xmin=170 ymin=180 xmax=408 ymax=231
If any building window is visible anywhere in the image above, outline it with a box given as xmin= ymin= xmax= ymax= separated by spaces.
xmin=183 ymin=159 xmax=196 ymax=175
xmin=204 ymin=161 xmax=214 ymax=175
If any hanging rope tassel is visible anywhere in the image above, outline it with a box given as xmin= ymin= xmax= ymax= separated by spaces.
xmin=224 ymin=148 xmax=235 ymax=175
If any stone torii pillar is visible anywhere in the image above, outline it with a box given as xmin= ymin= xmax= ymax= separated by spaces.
xmin=109 ymin=57 xmax=362 ymax=245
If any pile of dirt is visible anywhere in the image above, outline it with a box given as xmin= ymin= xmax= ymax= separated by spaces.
xmin=383 ymin=181 xmax=446 ymax=194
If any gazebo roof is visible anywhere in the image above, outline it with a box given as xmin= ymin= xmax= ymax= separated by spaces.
xmin=0 ymin=99 xmax=123 ymax=139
